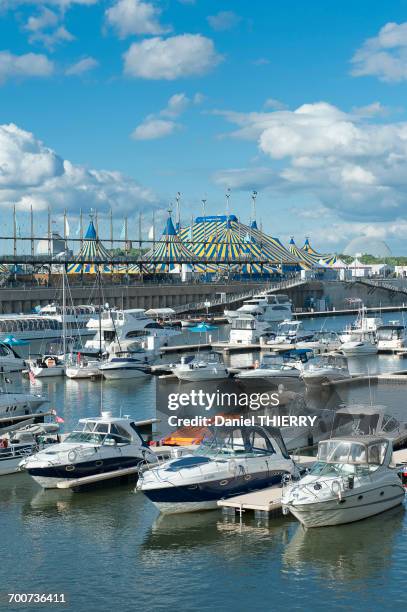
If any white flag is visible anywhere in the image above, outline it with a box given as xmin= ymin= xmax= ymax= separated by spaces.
xmin=148 ymin=225 xmax=154 ymax=240
xmin=64 ymin=217 xmax=70 ymax=237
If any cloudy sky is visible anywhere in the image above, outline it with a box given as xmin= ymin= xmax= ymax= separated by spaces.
xmin=1 ymin=0 xmax=407 ymax=252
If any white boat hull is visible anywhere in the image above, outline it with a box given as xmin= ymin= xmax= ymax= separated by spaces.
xmin=152 ymin=500 xmax=218 ymax=515
xmin=173 ymin=367 xmax=229 ymax=382
xmin=236 ymin=368 xmax=301 ymax=380
xmin=301 ymin=369 xmax=350 ymax=386
xmin=65 ymin=367 xmax=101 ymax=379
xmin=101 ymin=367 xmax=149 ymax=380
xmin=0 ymin=456 xmax=24 ymax=476
xmin=341 ymin=342 xmax=378 ymax=356
xmin=31 ymin=366 xmax=65 ymax=378
xmin=287 ymin=484 xmax=404 ymax=528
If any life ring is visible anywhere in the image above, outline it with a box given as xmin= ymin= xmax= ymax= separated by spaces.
xmin=68 ymin=450 xmax=77 ymax=463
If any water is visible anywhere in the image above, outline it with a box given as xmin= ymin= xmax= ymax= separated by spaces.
xmin=2 ymin=312 xmax=407 ymax=611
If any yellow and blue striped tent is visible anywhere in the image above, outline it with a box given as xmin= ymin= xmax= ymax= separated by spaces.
xmin=288 ymin=237 xmax=315 ymax=269
xmin=0 ymin=264 xmax=9 ymax=274
xmin=302 ymin=237 xmax=337 ymax=265
xmin=67 ymin=220 xmax=113 ymax=274
xmin=179 ymin=215 xmax=298 ymax=274
xmin=128 ymin=214 xmax=208 ymax=274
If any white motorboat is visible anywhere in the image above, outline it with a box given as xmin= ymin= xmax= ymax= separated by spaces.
xmin=331 ymin=404 xmax=407 ymax=448
xmin=137 ymin=424 xmax=299 ymax=514
xmin=228 ymin=313 xmax=273 ymax=345
xmin=0 ymin=341 xmax=26 ymax=372
xmin=0 ymin=389 xmax=48 ymax=418
xmin=281 ymin=436 xmax=404 ymax=528
xmin=235 ymin=349 xmax=313 ymax=380
xmin=84 ymin=308 xmax=180 ymax=357
xmin=172 ymin=353 xmax=229 ymax=382
xmin=376 ymin=322 xmax=406 ymax=352
xmin=0 ymin=422 xmax=59 ymax=476
xmin=341 ymin=337 xmax=378 ymax=356
xmin=20 ymin=411 xmax=158 ymax=489
xmin=300 ymin=356 xmax=350 ymax=386
xmin=339 ymin=306 xmax=382 ymax=344
xmin=99 ymin=354 xmax=151 ymax=380
xmin=225 ymin=293 xmax=292 ymax=323
xmin=30 ymin=354 xmax=65 ymax=378
xmin=265 ymin=320 xmax=314 ymax=346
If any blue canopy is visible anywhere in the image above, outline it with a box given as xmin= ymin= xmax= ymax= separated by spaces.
xmin=1 ymin=335 xmax=30 ymax=346
xmin=189 ymin=322 xmax=218 ymax=332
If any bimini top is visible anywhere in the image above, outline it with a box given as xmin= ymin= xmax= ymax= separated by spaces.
xmin=67 ymin=219 xmax=112 ymax=274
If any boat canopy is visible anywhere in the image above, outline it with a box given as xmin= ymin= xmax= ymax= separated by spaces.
xmin=317 ymin=437 xmax=391 ymax=466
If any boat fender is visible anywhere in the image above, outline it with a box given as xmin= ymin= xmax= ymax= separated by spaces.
xmin=331 ymin=479 xmax=342 ymax=500
xmin=68 ymin=450 xmax=77 ymax=463
xmin=228 ymin=459 xmax=238 ymax=476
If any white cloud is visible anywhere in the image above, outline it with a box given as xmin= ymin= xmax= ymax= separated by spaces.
xmin=25 ymin=7 xmax=59 ymax=32
xmin=0 ymin=123 xmax=159 ymax=216
xmin=105 ymin=0 xmax=169 ymax=38
xmin=213 ymin=101 xmax=407 ymax=222
xmin=131 ymin=91 xmax=203 ymax=140
xmin=351 ymin=22 xmax=407 ymax=82
xmin=123 ymin=34 xmax=222 ymax=80
xmin=131 ymin=118 xmax=178 ymax=140
xmin=66 ymin=56 xmax=98 ymax=75
xmin=207 ymin=11 xmax=241 ymax=31
xmin=0 ymin=51 xmax=54 ymax=82
xmin=264 ymin=97 xmax=286 ymax=110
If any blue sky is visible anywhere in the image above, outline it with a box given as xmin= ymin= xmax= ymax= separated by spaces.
xmin=2 ymin=1 xmax=407 ymax=253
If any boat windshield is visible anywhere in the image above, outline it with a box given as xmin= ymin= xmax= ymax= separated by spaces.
xmin=317 ymin=439 xmax=388 ymax=467
xmin=308 ymin=461 xmax=376 ymax=477
xmin=64 ymin=431 xmax=130 ymax=445
xmin=197 ymin=427 xmax=275 ymax=458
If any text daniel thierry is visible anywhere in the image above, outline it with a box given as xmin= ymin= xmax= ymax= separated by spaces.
xmin=167 ymin=415 xmax=318 ymax=427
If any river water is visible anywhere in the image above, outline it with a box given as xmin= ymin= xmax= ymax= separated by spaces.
xmin=2 ymin=312 xmax=407 ymax=611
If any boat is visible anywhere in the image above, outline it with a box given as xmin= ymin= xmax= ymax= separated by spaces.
xmin=0 ymin=388 xmax=48 ymax=418
xmin=65 ymin=356 xmax=102 ymax=379
xmin=83 ymin=308 xmax=180 ymax=357
xmin=30 ymin=354 xmax=65 ymax=378
xmin=228 ymin=313 xmax=273 ymax=345
xmin=137 ymin=423 xmax=300 ymax=514
xmin=265 ymin=320 xmax=314 ymax=346
xmin=0 ymin=422 xmax=60 ymax=476
xmin=0 ymin=341 xmax=26 ymax=372
xmin=341 ymin=336 xmax=378 ymax=356
xmin=300 ymin=355 xmax=350 ymax=386
xmin=99 ymin=353 xmax=151 ymax=380
xmin=235 ymin=349 xmax=313 ymax=380
xmin=376 ymin=322 xmax=406 ymax=352
xmin=331 ymin=404 xmax=407 ymax=448
xmin=36 ymin=303 xmax=100 ymax=338
xmin=225 ymin=293 xmax=292 ymax=323
xmin=20 ymin=411 xmax=158 ymax=489
xmin=339 ymin=306 xmax=382 ymax=343
xmin=172 ymin=353 xmax=229 ymax=382
xmin=281 ymin=436 xmax=405 ymax=527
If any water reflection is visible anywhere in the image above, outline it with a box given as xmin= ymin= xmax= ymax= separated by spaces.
xmin=283 ymin=505 xmax=405 ymax=581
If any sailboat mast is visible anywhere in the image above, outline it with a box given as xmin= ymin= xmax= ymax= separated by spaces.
xmin=62 ymin=265 xmax=66 ymax=357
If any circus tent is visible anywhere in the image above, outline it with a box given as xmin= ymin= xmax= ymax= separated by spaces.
xmin=179 ymin=215 xmax=298 ymax=274
xmin=67 ymin=219 xmax=112 ymax=274
xmin=288 ymin=238 xmax=316 ymax=269
xmin=302 ymin=237 xmax=337 ymax=265
xmin=0 ymin=264 xmax=9 ymax=274
xmin=128 ymin=213 xmax=210 ymax=274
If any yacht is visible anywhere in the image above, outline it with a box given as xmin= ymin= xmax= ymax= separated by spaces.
xmin=228 ymin=314 xmax=273 ymax=345
xmin=21 ymin=412 xmax=158 ymax=489
xmin=0 ymin=314 xmax=92 ymax=343
xmin=65 ymin=356 xmax=102 ymax=379
xmin=265 ymin=320 xmax=314 ymax=346
xmin=331 ymin=405 xmax=407 ymax=448
xmin=83 ymin=308 xmax=180 ymax=357
xmin=137 ymin=423 xmax=299 ymax=514
xmin=99 ymin=353 xmax=151 ymax=380
xmin=0 ymin=341 xmax=26 ymax=372
xmin=341 ymin=335 xmax=378 ymax=356
xmin=30 ymin=354 xmax=65 ymax=378
xmin=235 ymin=350 xmax=312 ymax=381
xmin=225 ymin=293 xmax=292 ymax=323
xmin=281 ymin=436 xmax=404 ymax=527
xmin=339 ymin=307 xmax=382 ymax=344
xmin=172 ymin=353 xmax=229 ymax=382
xmin=0 ymin=422 xmax=59 ymax=476
xmin=36 ymin=304 xmax=99 ymax=337
xmin=300 ymin=356 xmax=350 ymax=387
xmin=376 ymin=323 xmax=406 ymax=352
xmin=0 ymin=389 xmax=48 ymax=419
